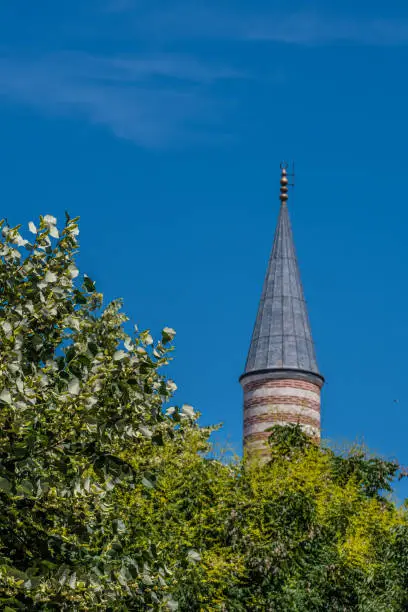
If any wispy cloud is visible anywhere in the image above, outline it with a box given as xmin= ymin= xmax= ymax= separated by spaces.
xmin=112 ymin=4 xmax=408 ymax=47
xmin=247 ymin=12 xmax=408 ymax=46
xmin=0 ymin=52 xmax=241 ymax=147
xmin=2 ymin=3 xmax=407 ymax=149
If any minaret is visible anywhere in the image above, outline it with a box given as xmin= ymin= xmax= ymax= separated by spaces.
xmin=240 ymin=165 xmax=324 ymax=458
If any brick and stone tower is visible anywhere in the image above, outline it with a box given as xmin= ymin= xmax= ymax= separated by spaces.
xmin=240 ymin=165 xmax=324 ymax=458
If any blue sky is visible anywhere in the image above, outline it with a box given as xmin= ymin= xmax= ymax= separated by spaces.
xmin=1 ymin=1 xmax=408 ymax=496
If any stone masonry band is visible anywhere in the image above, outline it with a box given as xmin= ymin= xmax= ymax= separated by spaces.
xmin=242 ymin=376 xmax=321 ymax=454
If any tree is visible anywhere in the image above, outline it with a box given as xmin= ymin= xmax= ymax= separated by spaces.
xmin=1 ymin=214 xmax=408 ymax=611
xmin=128 ymin=424 xmax=408 ymax=611
xmin=0 ymin=214 xmax=197 ymax=609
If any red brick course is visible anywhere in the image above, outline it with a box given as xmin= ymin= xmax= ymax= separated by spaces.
xmin=244 ymin=412 xmax=320 ymax=428
xmin=244 ymin=412 xmax=320 ymax=431
xmin=244 ymin=395 xmax=320 ymax=412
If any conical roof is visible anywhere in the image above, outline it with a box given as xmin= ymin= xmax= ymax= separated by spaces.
xmin=243 ymin=169 xmax=322 ymax=380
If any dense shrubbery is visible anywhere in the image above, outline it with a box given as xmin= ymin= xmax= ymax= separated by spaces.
xmin=0 ymin=215 xmax=407 ymax=610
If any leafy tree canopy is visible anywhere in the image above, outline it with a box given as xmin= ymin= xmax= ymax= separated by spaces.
xmin=0 ymin=215 xmax=407 ymax=611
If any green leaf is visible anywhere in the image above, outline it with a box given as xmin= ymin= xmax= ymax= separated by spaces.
xmin=139 ymin=426 xmax=152 ymax=439
xmin=187 ymin=549 xmax=201 ymax=562
xmin=162 ymin=327 xmax=176 ymax=344
xmin=17 ymin=480 xmax=34 ymax=496
xmin=88 ymin=342 xmax=98 ymax=356
xmin=83 ymin=275 xmax=96 ymax=292
xmin=49 ymin=225 xmax=59 ymax=239
xmin=68 ymin=378 xmax=80 ymax=395
xmin=44 ymin=271 xmax=57 ymax=283
xmin=0 ymin=477 xmax=12 ymax=493
xmin=0 ymin=389 xmax=11 ymax=404
xmin=69 ymin=572 xmax=77 ymax=589
xmin=77 ymin=354 xmax=91 ymax=367
xmin=114 ymin=519 xmax=126 ymax=534
xmin=74 ymin=289 xmax=87 ymax=305
xmin=142 ymin=477 xmax=154 ymax=489
xmin=44 ymin=214 xmax=57 ymax=225
xmin=142 ymin=572 xmax=153 ymax=586
xmin=67 ymin=264 xmax=79 ymax=279
xmin=181 ymin=404 xmax=195 ymax=419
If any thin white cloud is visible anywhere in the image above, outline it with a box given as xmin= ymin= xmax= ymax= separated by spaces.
xmin=0 ymin=52 xmax=241 ymax=147
xmin=49 ymin=52 xmax=241 ymax=83
xmin=1 ymin=4 xmax=405 ymax=149
xmin=247 ymin=12 xmax=408 ymax=46
xmin=111 ymin=4 xmax=408 ymax=47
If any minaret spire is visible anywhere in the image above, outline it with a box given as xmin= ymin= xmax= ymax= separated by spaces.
xmin=240 ymin=164 xmax=324 ymax=459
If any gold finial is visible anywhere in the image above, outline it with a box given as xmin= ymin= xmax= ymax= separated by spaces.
xmin=279 ymin=162 xmax=289 ymax=204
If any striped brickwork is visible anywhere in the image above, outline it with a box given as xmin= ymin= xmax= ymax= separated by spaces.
xmin=241 ymin=374 xmax=322 ymax=458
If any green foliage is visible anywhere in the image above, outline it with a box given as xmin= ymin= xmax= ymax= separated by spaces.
xmin=0 ymin=214 xmax=407 ymax=610
xmin=133 ymin=424 xmax=408 ymax=611
xmin=0 ymin=215 xmax=192 ymax=609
